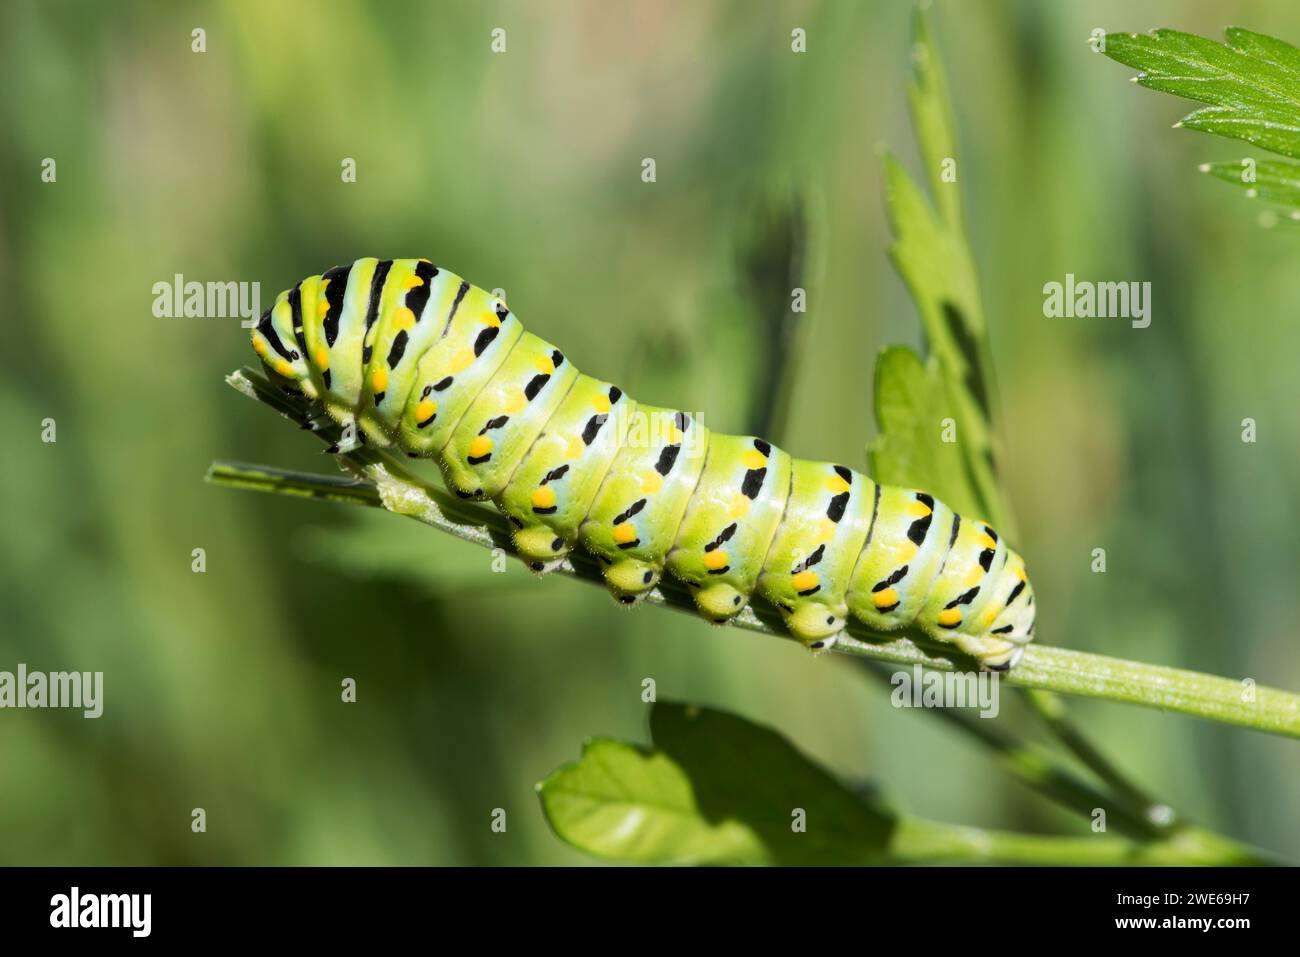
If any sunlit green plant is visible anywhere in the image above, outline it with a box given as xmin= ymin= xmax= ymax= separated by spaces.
xmin=210 ymin=11 xmax=1300 ymax=865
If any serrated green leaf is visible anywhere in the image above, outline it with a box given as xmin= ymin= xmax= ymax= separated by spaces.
xmin=868 ymin=345 xmax=983 ymax=521
xmin=538 ymin=702 xmax=899 ymax=865
xmin=1200 ymin=157 xmax=1300 ymax=210
xmin=1103 ymin=27 xmax=1300 ymax=159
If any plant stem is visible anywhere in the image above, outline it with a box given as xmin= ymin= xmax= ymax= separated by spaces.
xmin=211 ymin=369 xmax=1300 ymax=741
xmin=893 ymin=817 xmax=1269 ymax=866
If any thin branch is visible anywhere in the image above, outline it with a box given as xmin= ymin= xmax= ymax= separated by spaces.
xmin=210 ymin=368 xmax=1300 ymax=741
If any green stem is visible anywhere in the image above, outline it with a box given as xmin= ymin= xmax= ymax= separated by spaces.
xmin=211 ymin=369 xmax=1300 ymax=741
xmin=894 ymin=817 xmax=1269 ymax=866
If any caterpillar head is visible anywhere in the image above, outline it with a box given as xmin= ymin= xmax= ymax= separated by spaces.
xmin=513 ymin=525 xmax=571 ymax=571
xmin=603 ymin=558 xmax=661 ymax=605
xmin=691 ymin=582 xmax=746 ymax=624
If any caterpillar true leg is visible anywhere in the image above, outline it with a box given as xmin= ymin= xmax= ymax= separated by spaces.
xmin=250 ymin=258 xmax=1037 ymax=670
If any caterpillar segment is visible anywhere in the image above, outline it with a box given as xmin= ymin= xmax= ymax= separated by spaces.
xmin=251 ymin=258 xmax=1036 ymax=670
xmin=667 ymin=435 xmax=793 ymax=624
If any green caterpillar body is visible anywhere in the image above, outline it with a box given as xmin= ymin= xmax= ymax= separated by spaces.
xmin=252 ymin=257 xmax=1036 ymax=669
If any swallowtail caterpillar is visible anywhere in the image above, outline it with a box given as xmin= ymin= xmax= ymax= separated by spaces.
xmin=250 ymin=258 xmax=1036 ymax=670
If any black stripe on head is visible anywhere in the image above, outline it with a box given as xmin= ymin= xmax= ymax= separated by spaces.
xmin=321 ymin=369 xmax=332 ymax=389
xmin=433 ymin=376 xmax=453 ymax=392
xmin=674 ymin=411 xmax=689 ymax=431
xmin=916 ymin=491 xmax=935 ymax=509
xmin=257 ymin=310 xmax=297 ymax=361
xmin=991 ymin=625 xmax=1014 ymax=635
xmin=387 ymin=330 xmax=408 ymax=368
xmin=524 ymin=373 xmax=551 ymax=401
xmin=608 ymin=385 xmax=623 ymax=404
xmin=833 ymin=464 xmax=852 ymax=482
xmin=542 ymin=464 xmax=570 ymax=484
xmin=288 ymin=285 xmax=307 ymax=353
xmin=741 ymin=467 xmax=766 ymax=499
xmin=473 ymin=325 xmax=500 ymax=356
xmin=948 ymin=514 xmax=962 ymax=549
xmin=581 ymin=414 xmax=608 ymax=446
xmin=481 ymin=415 xmax=509 ymax=433
xmin=614 ymin=499 xmax=647 ymax=525
xmin=362 ymin=345 xmax=372 ymax=364
xmin=705 ymin=523 xmax=737 ymax=552
xmin=978 ymin=547 xmax=995 ymax=571
xmin=872 ymin=565 xmax=909 ymax=592
xmin=754 ymin=438 xmax=771 ymax=455
xmin=707 ymin=565 xmax=730 ymax=576
xmin=551 ymin=350 xmax=565 ymax=369
xmin=827 ymin=491 xmax=849 ymax=523
xmin=365 ymin=260 xmax=393 ymax=331
xmin=321 ymin=264 xmax=350 ymax=346
xmin=984 ymin=525 xmax=999 ymax=544
xmin=467 ymin=453 xmax=491 ymax=465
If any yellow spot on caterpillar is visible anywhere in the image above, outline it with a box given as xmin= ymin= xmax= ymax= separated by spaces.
xmin=415 ymin=398 xmax=437 ymax=421
xmin=640 ymin=471 xmax=663 ymax=494
xmin=1015 ymin=565 xmax=1027 ymax=582
xmin=907 ymin=501 xmax=932 ymax=518
xmin=402 ymin=273 xmax=425 ymax=289
xmin=937 ymin=608 xmax=963 ymax=628
xmin=504 ymin=390 xmax=528 ymax=414
xmin=613 ymin=522 xmax=637 ymax=544
xmin=728 ymin=494 xmax=751 ymax=519
xmin=252 ymin=337 xmax=268 ymax=357
xmin=591 ymin=393 xmax=611 ymax=414
xmin=873 ymin=588 xmax=899 ymax=610
xmin=450 ymin=349 xmax=474 ymax=373
xmin=703 ymin=550 xmax=728 ymax=570
xmin=394 ymin=306 xmax=417 ymax=330
xmin=964 ymin=564 xmax=984 ymax=587
xmin=482 ymin=310 xmax=502 ymax=328
xmin=469 ymin=435 xmax=493 ymax=459
xmin=813 ymin=518 xmax=836 ymax=544
xmin=564 ymin=436 xmax=584 ymax=459
xmin=666 ymin=424 xmax=684 ymax=444
xmin=532 ymin=486 xmax=556 ymax=509
xmin=318 ymin=298 xmax=330 ymax=317
xmin=897 ymin=540 xmax=919 ymax=562
xmin=371 ymin=367 xmax=389 ymax=393
xmin=825 ymin=475 xmax=851 ymax=495
xmin=979 ymin=533 xmax=998 ymax=550
xmin=274 ymin=359 xmax=294 ymax=377
xmin=533 ymin=354 xmax=555 ymax=375
xmin=981 ymin=608 xmax=999 ymax=628
xmin=314 ymin=346 xmax=330 ymax=369
xmin=742 ymin=450 xmax=768 ymax=470
xmin=791 ymin=570 xmax=819 ymax=592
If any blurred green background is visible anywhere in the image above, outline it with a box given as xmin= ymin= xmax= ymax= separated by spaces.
xmin=1 ymin=0 xmax=1297 ymax=865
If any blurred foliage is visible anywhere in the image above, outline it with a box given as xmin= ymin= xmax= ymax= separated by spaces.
xmin=1 ymin=0 xmax=1298 ymax=866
